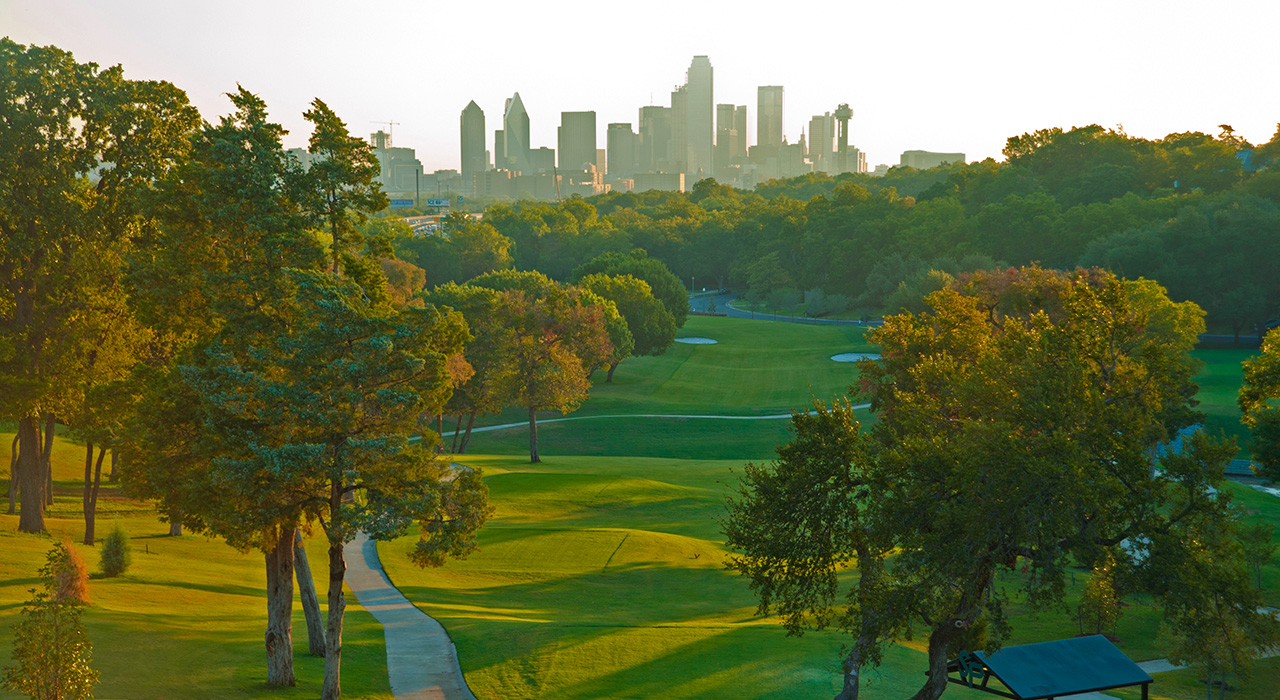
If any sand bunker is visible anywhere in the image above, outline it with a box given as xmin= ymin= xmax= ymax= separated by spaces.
xmin=831 ymin=352 xmax=881 ymax=362
xmin=675 ymin=337 xmax=718 ymax=345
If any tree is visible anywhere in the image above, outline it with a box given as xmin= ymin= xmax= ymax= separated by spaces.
xmin=724 ymin=400 xmax=901 ymax=700
xmin=422 ymin=283 xmax=516 ymax=454
xmin=2 ymin=542 xmax=99 ymax=700
xmin=1240 ymin=331 xmax=1280 ymax=482
xmin=571 ymin=249 xmax=688 ymax=328
xmin=0 ymin=39 xmax=198 ymax=534
xmin=577 ymin=273 xmax=665 ymax=382
xmin=1076 ymin=551 xmax=1122 ymax=637
xmin=300 ymin=99 xmax=387 ymax=273
xmin=466 ymin=271 xmax=615 ymax=462
xmin=187 ymin=270 xmax=490 ymax=700
xmin=730 ymin=267 xmax=1237 ymax=700
xmin=120 ymin=86 xmax=328 ymax=687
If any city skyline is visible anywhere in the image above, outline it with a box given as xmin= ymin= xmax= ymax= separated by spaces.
xmin=5 ymin=0 xmax=1279 ymax=173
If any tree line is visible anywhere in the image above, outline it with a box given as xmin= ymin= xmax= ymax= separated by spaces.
xmin=439 ymin=123 xmax=1278 ymax=339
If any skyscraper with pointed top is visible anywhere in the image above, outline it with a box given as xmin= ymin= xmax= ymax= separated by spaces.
xmin=461 ymin=100 xmax=487 ymax=192
xmin=503 ymin=92 xmax=531 ymax=174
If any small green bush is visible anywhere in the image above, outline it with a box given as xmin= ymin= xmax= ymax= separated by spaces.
xmin=100 ymin=524 xmax=132 ymax=578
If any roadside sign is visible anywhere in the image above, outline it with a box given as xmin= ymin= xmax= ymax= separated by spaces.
xmin=389 ymin=198 xmax=413 ymax=209
xmin=426 ymin=198 xmax=450 ymax=207
xmin=457 ymin=196 xmax=464 ymax=204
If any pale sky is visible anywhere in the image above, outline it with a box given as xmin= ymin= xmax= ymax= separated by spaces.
xmin=5 ymin=0 xmax=1278 ymax=171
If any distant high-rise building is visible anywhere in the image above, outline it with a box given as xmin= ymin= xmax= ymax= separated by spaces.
xmin=834 ymin=103 xmax=853 ymax=174
xmin=493 ymin=129 xmax=506 ymax=170
xmin=757 ymin=86 xmax=784 ymax=149
xmin=670 ymin=84 xmax=689 ymax=175
xmin=808 ymin=112 xmax=835 ymax=173
xmin=595 ymin=148 xmax=607 ymax=173
xmin=558 ymin=111 xmax=597 ymax=172
xmin=530 ymin=146 xmax=555 ymax=173
xmin=638 ymin=105 xmax=672 ymax=172
xmin=607 ymin=123 xmax=637 ymax=178
xmin=503 ymin=92 xmax=531 ymax=173
xmin=368 ymin=130 xmax=423 ymax=193
xmin=461 ymin=101 xmax=487 ymax=191
xmin=715 ymin=104 xmax=738 ymax=167
xmin=734 ymin=105 xmax=748 ymax=154
xmin=900 ymin=150 xmax=965 ymax=169
xmin=685 ymin=55 xmax=714 ymax=181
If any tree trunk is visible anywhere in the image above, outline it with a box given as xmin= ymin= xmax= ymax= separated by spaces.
xmin=528 ymin=406 xmax=540 ymax=463
xmin=606 ymin=362 xmax=619 ymax=383
xmin=450 ymin=414 xmax=463 ymax=453
xmin=17 ymin=416 xmax=45 ymax=533
xmin=835 ymin=641 xmax=866 ymax=700
xmin=6 ymin=433 xmax=18 ymax=514
xmin=43 ymin=414 xmax=55 ymax=508
xmin=294 ymin=529 xmax=326 ymax=656
xmin=458 ymin=411 xmax=478 ymax=454
xmin=169 ymin=518 xmax=183 ymax=536
xmin=910 ymin=617 xmax=964 ymax=700
xmin=108 ymin=449 xmax=118 ymax=483
xmin=264 ymin=524 xmax=297 ymax=687
xmin=321 ymin=479 xmax=347 ymax=700
xmin=82 ymin=443 xmax=106 ymax=545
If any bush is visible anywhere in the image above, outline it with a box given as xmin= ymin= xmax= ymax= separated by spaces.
xmin=52 ymin=540 xmax=89 ymax=604
xmin=2 ymin=542 xmax=99 ymax=700
xmin=100 ymin=524 xmax=132 ymax=578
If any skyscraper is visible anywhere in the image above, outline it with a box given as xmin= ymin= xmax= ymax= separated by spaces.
xmin=670 ymin=85 xmax=688 ymax=175
xmin=716 ymin=103 xmax=737 ymax=168
xmin=607 ymin=123 xmax=637 ymax=178
xmin=503 ymin=92 xmax=531 ymax=174
xmin=460 ymin=101 xmax=487 ymax=191
xmin=685 ymin=56 xmax=713 ymax=181
xmin=639 ymin=105 xmax=672 ymax=173
xmin=757 ymin=86 xmax=784 ymax=150
xmin=808 ymin=112 xmax=835 ymax=173
xmin=558 ymin=111 xmax=597 ymax=172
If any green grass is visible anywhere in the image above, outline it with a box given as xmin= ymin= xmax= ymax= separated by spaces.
xmin=379 ymin=454 xmax=1001 ymax=700
xmin=1192 ymin=348 xmax=1259 ymax=455
xmin=380 ymin=454 xmax=1280 ymax=700
xmin=1108 ymin=656 xmax=1280 ymax=700
xmin=0 ymin=434 xmax=393 ymax=700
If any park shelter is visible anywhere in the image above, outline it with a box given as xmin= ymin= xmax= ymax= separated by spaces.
xmin=944 ymin=635 xmax=1153 ymax=699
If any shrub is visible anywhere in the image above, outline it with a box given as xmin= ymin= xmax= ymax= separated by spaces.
xmin=2 ymin=542 xmax=99 ymax=700
xmin=52 ymin=540 xmax=89 ymax=604
xmin=100 ymin=523 xmax=132 ymax=578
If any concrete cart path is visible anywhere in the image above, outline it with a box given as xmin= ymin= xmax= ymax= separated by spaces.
xmin=344 ymin=533 xmax=478 ymax=700
xmin=430 ymin=404 xmax=874 ymax=439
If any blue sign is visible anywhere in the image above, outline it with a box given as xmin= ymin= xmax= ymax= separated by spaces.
xmin=457 ymin=196 xmax=464 ymax=204
xmin=389 ymin=198 xmax=414 ymax=209
xmin=426 ymin=198 xmax=450 ymax=207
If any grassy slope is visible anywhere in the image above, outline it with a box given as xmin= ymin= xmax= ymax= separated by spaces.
xmin=0 ymin=435 xmax=392 ymax=700
xmin=388 ymin=321 xmax=1277 ymax=700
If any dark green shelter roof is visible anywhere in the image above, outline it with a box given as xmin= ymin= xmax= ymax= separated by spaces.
xmin=959 ymin=635 xmax=1152 ymax=699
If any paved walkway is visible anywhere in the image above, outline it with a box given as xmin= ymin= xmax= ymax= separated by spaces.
xmin=344 ymin=533 xmax=477 ymax=700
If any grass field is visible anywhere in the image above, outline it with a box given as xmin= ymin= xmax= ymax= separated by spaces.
xmin=0 ymin=433 xmax=393 ymax=700
xmin=385 ymin=317 xmax=1278 ymax=700
xmin=1 ymin=316 xmax=1273 ymax=700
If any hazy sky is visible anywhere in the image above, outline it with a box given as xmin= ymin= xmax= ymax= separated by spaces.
xmin=5 ymin=0 xmax=1278 ymax=171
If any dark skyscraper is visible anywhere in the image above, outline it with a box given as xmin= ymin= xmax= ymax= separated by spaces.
xmin=685 ymin=55 xmax=713 ymax=181
xmin=558 ymin=111 xmax=597 ymax=172
xmin=460 ymin=100 xmax=486 ymax=190
xmin=639 ymin=105 xmax=672 ymax=173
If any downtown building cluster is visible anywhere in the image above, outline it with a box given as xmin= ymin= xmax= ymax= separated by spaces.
xmin=458 ymin=56 xmax=871 ymax=200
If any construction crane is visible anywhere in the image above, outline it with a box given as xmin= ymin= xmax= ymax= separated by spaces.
xmin=369 ymin=120 xmax=400 ymax=148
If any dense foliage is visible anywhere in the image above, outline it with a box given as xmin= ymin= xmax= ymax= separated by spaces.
xmin=455 ymin=125 xmax=1279 ymax=337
